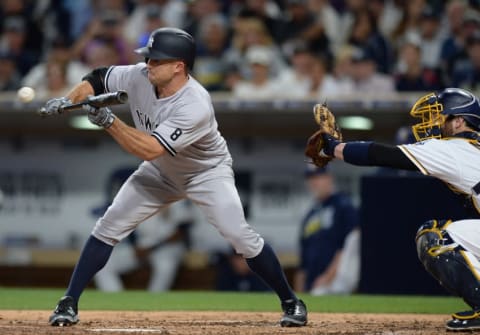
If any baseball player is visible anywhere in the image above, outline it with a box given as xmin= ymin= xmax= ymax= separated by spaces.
xmin=306 ymin=88 xmax=480 ymax=331
xmin=41 ymin=27 xmax=307 ymax=327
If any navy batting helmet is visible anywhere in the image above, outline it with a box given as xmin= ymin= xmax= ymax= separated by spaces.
xmin=437 ymin=88 xmax=480 ymax=129
xmin=410 ymin=88 xmax=480 ymax=141
xmin=134 ymin=27 xmax=196 ymax=70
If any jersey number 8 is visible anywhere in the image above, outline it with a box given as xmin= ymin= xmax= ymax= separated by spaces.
xmin=170 ymin=128 xmax=183 ymax=141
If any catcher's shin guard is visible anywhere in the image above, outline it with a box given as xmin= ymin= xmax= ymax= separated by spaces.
xmin=416 ymin=220 xmax=480 ymax=309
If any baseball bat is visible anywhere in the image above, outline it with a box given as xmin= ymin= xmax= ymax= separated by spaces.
xmin=59 ymin=91 xmax=129 ymax=113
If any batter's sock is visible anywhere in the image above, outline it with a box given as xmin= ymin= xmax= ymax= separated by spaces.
xmin=65 ymin=235 xmax=113 ymax=303
xmin=246 ymin=243 xmax=297 ymax=302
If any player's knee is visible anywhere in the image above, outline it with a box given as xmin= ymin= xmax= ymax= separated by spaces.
xmin=228 ymin=234 xmax=264 ymax=259
xmin=92 ymin=218 xmax=122 ymax=246
xmin=415 ymin=220 xmax=444 ymax=264
xmin=415 ymin=219 xmax=462 ymax=284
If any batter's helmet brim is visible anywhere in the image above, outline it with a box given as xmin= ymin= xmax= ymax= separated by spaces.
xmin=134 ymin=47 xmax=179 ymax=61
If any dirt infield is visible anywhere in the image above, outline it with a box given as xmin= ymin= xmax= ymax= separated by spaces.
xmin=0 ymin=310 xmax=468 ymax=335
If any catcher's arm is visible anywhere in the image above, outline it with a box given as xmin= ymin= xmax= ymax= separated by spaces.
xmin=334 ymin=142 xmax=417 ymax=170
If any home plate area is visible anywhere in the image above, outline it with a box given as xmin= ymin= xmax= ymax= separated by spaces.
xmin=0 ymin=310 xmax=452 ymax=335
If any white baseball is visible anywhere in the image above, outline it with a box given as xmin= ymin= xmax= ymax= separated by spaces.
xmin=17 ymin=86 xmax=36 ymax=103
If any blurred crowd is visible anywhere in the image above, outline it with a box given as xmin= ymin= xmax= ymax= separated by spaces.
xmin=0 ymin=0 xmax=479 ymax=100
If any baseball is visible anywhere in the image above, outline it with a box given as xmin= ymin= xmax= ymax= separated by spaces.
xmin=17 ymin=86 xmax=36 ymax=103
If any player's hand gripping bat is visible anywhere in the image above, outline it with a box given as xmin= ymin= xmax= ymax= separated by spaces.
xmin=38 ymin=91 xmax=128 ymax=116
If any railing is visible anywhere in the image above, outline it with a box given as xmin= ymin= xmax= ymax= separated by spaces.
xmin=0 ymin=91 xmax=436 ymax=141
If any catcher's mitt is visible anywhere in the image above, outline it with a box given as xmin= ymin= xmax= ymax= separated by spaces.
xmin=304 ymin=102 xmax=342 ymax=168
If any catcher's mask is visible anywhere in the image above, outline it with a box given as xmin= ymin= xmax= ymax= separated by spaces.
xmin=410 ymin=88 xmax=480 ymax=141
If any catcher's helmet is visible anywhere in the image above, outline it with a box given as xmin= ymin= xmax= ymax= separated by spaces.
xmin=134 ymin=27 xmax=196 ymax=70
xmin=410 ymin=88 xmax=480 ymax=141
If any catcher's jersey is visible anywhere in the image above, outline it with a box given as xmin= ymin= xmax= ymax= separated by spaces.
xmin=399 ymin=137 xmax=480 ymax=257
xmin=104 ymin=63 xmax=231 ymax=184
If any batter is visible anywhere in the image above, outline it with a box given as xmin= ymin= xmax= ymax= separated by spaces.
xmin=40 ymin=28 xmax=307 ymax=328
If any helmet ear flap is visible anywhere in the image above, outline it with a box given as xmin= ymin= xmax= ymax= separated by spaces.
xmin=145 ymin=58 xmax=149 ymax=64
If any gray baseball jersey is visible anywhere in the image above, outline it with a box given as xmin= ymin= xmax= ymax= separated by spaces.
xmin=92 ymin=63 xmax=264 ymax=258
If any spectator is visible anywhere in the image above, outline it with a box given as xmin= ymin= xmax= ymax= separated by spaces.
xmin=331 ymin=45 xmax=356 ymax=93
xmin=391 ymin=0 xmax=427 ymax=45
xmin=84 ymin=43 xmax=121 ymax=69
xmin=31 ymin=1 xmax=72 ymax=47
xmin=183 ymin=0 xmax=223 ymax=38
xmin=34 ymin=59 xmax=70 ymax=99
xmin=275 ymin=46 xmax=316 ymax=98
xmin=347 ymin=9 xmax=393 ymax=73
xmin=232 ymin=45 xmax=279 ymax=98
xmin=440 ymin=2 xmax=474 ymax=81
xmin=0 ymin=51 xmax=20 ymax=92
xmin=306 ymin=0 xmax=341 ymax=51
xmin=124 ymin=0 xmax=187 ymax=45
xmin=452 ymin=29 xmax=480 ymax=91
xmin=417 ymin=6 xmax=445 ymax=71
xmin=72 ymin=10 xmax=134 ymax=66
xmin=0 ymin=0 xmax=44 ymax=53
xmin=94 ymin=168 xmax=193 ymax=292
xmin=0 ymin=17 xmax=39 ymax=76
xmin=194 ymin=14 xmax=230 ymax=91
xmin=294 ymin=166 xmax=360 ymax=295
xmin=349 ymin=48 xmax=395 ymax=94
xmin=367 ymin=0 xmax=403 ymax=41
xmin=136 ymin=4 xmax=167 ymax=48
xmin=276 ymin=0 xmax=331 ymax=60
xmin=223 ymin=17 xmax=286 ymax=80
xmin=22 ymin=37 xmax=90 ymax=91
xmin=62 ymin=0 xmax=93 ymax=40
xmin=337 ymin=0 xmax=368 ymax=47
xmin=394 ymin=36 xmax=443 ymax=91
xmin=309 ymin=56 xmax=348 ymax=98
xmin=231 ymin=0 xmax=283 ymax=43
xmin=448 ymin=9 xmax=480 ymax=83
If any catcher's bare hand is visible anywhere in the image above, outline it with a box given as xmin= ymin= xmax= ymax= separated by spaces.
xmin=305 ymin=102 xmax=343 ymax=167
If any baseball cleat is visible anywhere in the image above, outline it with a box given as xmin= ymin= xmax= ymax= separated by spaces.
xmin=49 ymin=296 xmax=79 ymax=327
xmin=280 ymin=299 xmax=307 ymax=327
xmin=446 ymin=309 xmax=480 ymax=331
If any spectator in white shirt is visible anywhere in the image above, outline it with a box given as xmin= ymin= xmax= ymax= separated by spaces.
xmin=309 ymin=56 xmax=350 ymax=98
xmin=232 ymin=45 xmax=279 ymax=99
xmin=275 ymin=46 xmax=315 ymax=98
xmin=349 ymin=48 xmax=395 ymax=94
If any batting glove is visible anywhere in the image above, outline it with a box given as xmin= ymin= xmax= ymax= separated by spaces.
xmin=84 ymin=105 xmax=116 ymax=129
xmin=38 ymin=97 xmax=72 ymax=116
xmin=320 ymin=133 xmax=341 ymax=157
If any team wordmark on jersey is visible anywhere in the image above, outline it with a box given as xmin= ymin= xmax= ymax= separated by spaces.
xmin=135 ymin=109 xmax=159 ymax=131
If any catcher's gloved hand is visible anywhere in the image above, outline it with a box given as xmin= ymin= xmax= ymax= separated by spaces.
xmin=83 ymin=104 xmax=116 ymax=129
xmin=305 ymin=102 xmax=343 ymax=168
xmin=38 ymin=97 xmax=72 ymax=116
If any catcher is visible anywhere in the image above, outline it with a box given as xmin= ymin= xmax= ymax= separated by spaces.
xmin=305 ymin=88 xmax=480 ymax=331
